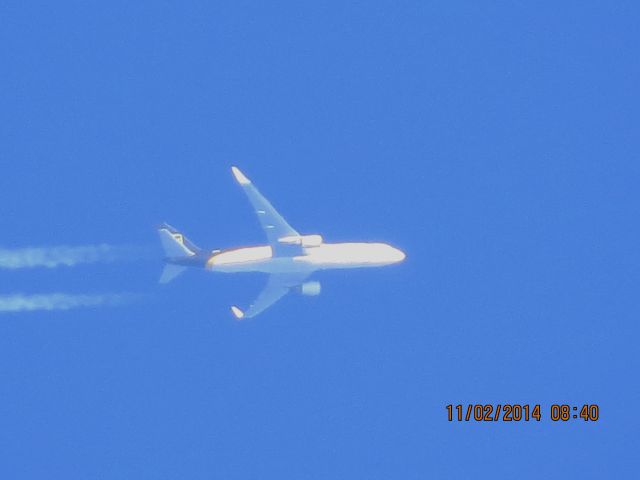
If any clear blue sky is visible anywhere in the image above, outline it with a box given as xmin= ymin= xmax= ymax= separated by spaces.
xmin=1 ymin=1 xmax=638 ymax=478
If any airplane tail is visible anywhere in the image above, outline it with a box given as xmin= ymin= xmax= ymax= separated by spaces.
xmin=157 ymin=223 xmax=201 ymax=284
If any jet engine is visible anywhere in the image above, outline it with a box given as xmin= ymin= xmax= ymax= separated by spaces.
xmin=278 ymin=234 xmax=323 ymax=248
xmin=301 ymin=235 xmax=323 ymax=247
xmin=298 ymin=281 xmax=321 ymax=296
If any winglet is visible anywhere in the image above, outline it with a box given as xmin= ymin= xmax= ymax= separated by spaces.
xmin=230 ymin=305 xmax=245 ymax=319
xmin=231 ymin=166 xmax=251 ymax=185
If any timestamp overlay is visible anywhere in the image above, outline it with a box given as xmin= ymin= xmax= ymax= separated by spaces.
xmin=446 ymin=404 xmax=600 ymax=423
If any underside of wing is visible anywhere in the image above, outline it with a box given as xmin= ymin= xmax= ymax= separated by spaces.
xmin=230 ymin=272 xmax=310 ymax=319
xmin=231 ymin=166 xmax=301 ymax=256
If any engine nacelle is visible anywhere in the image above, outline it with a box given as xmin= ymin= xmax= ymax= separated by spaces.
xmin=278 ymin=234 xmax=323 ymax=248
xmin=301 ymin=234 xmax=323 ymax=247
xmin=298 ymin=281 xmax=321 ymax=296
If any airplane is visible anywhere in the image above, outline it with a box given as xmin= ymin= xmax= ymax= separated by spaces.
xmin=158 ymin=166 xmax=406 ymax=319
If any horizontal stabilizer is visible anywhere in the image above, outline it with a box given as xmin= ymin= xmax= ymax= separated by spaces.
xmin=159 ymin=264 xmax=187 ymax=284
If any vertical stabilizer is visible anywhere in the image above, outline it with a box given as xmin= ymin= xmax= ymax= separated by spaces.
xmin=157 ymin=223 xmax=201 ymax=283
xmin=158 ymin=226 xmax=197 ymax=258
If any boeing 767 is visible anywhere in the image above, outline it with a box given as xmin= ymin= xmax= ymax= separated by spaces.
xmin=158 ymin=166 xmax=405 ymax=319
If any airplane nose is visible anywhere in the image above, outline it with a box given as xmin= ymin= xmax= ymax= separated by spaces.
xmin=391 ymin=247 xmax=406 ymax=263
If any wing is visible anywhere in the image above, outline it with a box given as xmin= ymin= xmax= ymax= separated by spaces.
xmin=230 ymin=272 xmax=310 ymax=319
xmin=231 ymin=166 xmax=300 ymax=255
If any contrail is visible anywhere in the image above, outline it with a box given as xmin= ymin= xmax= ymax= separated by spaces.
xmin=0 ymin=292 xmax=138 ymax=313
xmin=0 ymin=244 xmax=151 ymax=269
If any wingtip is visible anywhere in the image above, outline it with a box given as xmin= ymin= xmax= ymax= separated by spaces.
xmin=231 ymin=166 xmax=251 ymax=185
xmin=230 ymin=305 xmax=245 ymax=319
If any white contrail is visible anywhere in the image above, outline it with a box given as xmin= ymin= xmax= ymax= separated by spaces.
xmin=0 ymin=244 xmax=150 ymax=269
xmin=0 ymin=293 xmax=137 ymax=313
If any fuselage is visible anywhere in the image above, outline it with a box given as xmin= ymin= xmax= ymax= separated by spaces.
xmin=201 ymin=242 xmax=405 ymax=274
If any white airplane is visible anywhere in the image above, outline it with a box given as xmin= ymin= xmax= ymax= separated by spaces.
xmin=158 ymin=166 xmax=405 ymax=319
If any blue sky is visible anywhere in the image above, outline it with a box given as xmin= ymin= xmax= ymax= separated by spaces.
xmin=1 ymin=1 xmax=638 ymax=478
